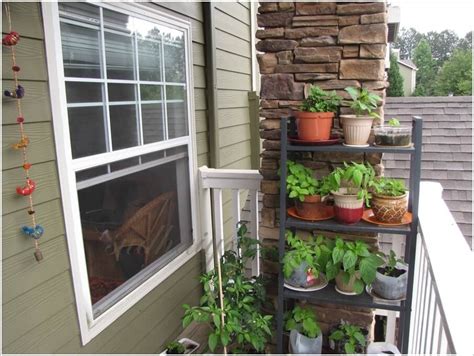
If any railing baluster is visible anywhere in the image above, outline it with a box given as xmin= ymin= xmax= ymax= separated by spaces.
xmin=231 ymin=189 xmax=241 ymax=251
xmin=422 ymin=282 xmax=435 ymax=353
xmin=416 ymin=251 xmax=428 ymax=354
xmin=430 ymin=301 xmax=440 ymax=354
xmin=249 ymin=189 xmax=259 ymax=276
xmin=212 ymin=188 xmax=225 ymax=257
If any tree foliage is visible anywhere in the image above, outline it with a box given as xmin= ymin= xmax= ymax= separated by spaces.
xmin=412 ymin=39 xmax=436 ymax=96
xmin=425 ymin=30 xmax=460 ymax=67
xmin=435 ymin=49 xmax=472 ymax=96
xmin=387 ymin=52 xmax=405 ymax=97
xmin=393 ymin=27 xmax=423 ymax=60
xmin=457 ymin=31 xmax=473 ymax=51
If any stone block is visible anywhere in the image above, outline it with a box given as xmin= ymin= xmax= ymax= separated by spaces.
xmin=260 ymin=100 xmax=279 ymax=109
xmin=257 ymin=12 xmax=293 ymax=27
xmin=339 ymin=59 xmax=385 ymax=80
xmin=261 ymin=180 xmax=280 ymax=194
xmin=258 ymin=2 xmax=278 ymax=13
xmin=278 ymin=100 xmax=303 ymax=109
xmin=362 ymin=80 xmax=388 ymax=90
xmin=259 ymin=168 xmax=279 ymax=180
xmin=260 ymin=108 xmax=292 ymax=119
xmin=339 ymin=24 xmax=388 ymax=44
xmin=257 ymin=53 xmax=277 ymax=74
xmin=260 ymin=129 xmax=281 ymax=140
xmin=255 ymin=27 xmax=285 ymax=39
xmin=263 ymin=139 xmax=281 ymax=150
xmin=343 ymin=45 xmax=359 ymax=58
xmin=276 ymin=51 xmax=293 ymax=65
xmin=260 ymin=119 xmax=281 ymax=130
xmin=259 ymin=225 xmax=280 ymax=240
xmin=260 ymin=74 xmax=304 ymax=100
xmin=300 ymin=35 xmax=337 ymax=47
xmin=263 ymin=194 xmax=279 ymax=208
xmin=276 ymin=63 xmax=339 ymax=73
xmin=295 ymin=2 xmax=337 ymax=15
xmin=361 ymin=12 xmax=387 ymax=24
xmin=285 ymin=26 xmax=338 ymax=39
xmin=294 ymin=47 xmax=342 ymax=63
xmin=295 ymin=73 xmax=338 ymax=81
xmin=339 ymin=15 xmax=360 ymax=26
xmin=337 ymin=2 xmax=386 ymax=15
xmin=261 ymin=158 xmax=279 ymax=170
xmin=278 ymin=2 xmax=295 ymax=11
xmin=360 ymin=44 xmax=386 ymax=59
xmin=312 ymin=79 xmax=361 ymax=90
xmin=292 ymin=15 xmax=339 ymax=27
xmin=256 ymin=39 xmax=298 ymax=52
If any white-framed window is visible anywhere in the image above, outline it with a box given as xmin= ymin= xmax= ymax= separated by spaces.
xmin=42 ymin=2 xmax=200 ymax=344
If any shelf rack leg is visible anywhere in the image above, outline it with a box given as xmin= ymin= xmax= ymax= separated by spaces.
xmin=400 ymin=116 xmax=423 ymax=352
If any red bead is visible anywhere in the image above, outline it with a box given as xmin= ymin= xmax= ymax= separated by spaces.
xmin=16 ymin=116 xmax=24 ymax=123
xmin=12 ymin=65 xmax=20 ymax=72
xmin=23 ymin=163 xmax=32 ymax=170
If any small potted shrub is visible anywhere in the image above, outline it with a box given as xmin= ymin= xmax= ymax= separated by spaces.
xmin=374 ymin=118 xmax=412 ymax=147
xmin=286 ymin=160 xmax=331 ymax=220
xmin=340 ymin=87 xmax=382 ymax=146
xmin=329 ymin=322 xmax=368 ymax=354
xmin=371 ymin=177 xmax=408 ymax=224
xmin=164 ymin=339 xmax=199 ymax=354
xmin=372 ymin=250 xmax=408 ymax=300
xmin=283 ymin=231 xmax=331 ymax=289
xmin=285 ymin=306 xmax=323 ymax=354
xmin=295 ymin=85 xmax=342 ymax=141
xmin=326 ymin=237 xmax=384 ymax=295
xmin=327 ymin=162 xmax=375 ymax=224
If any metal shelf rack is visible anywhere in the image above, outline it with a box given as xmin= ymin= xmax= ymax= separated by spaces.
xmin=276 ymin=116 xmax=423 ymax=353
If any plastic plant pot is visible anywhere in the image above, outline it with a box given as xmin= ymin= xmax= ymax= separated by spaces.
xmin=289 ymin=329 xmax=323 ymax=354
xmin=373 ymin=125 xmax=412 ymax=147
xmin=295 ymin=111 xmax=334 ymax=141
xmin=372 ymin=262 xmax=408 ymax=300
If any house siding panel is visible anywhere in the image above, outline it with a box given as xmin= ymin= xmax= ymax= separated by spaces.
xmin=2 ymin=2 xmax=206 ymax=353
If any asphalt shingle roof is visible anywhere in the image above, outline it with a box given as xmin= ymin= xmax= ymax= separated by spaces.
xmin=384 ymin=96 xmax=472 ymax=246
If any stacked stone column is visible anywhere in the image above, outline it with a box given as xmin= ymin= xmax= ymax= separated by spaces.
xmin=256 ymin=1 xmax=389 ymax=340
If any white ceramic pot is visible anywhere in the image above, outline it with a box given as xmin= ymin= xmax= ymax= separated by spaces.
xmin=289 ymin=329 xmax=323 ymax=354
xmin=341 ymin=115 xmax=374 ymax=146
xmin=332 ymin=189 xmax=364 ymax=209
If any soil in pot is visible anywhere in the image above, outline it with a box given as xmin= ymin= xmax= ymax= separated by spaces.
xmin=372 ymin=264 xmax=408 ymax=300
xmin=374 ymin=126 xmax=412 ymax=147
xmin=377 ymin=266 xmax=406 ymax=278
xmin=295 ymin=195 xmax=328 ymax=219
xmin=296 ymin=111 xmax=334 ymax=141
xmin=371 ymin=193 xmax=408 ymax=224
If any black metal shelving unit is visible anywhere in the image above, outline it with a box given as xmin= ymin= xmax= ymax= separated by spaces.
xmin=276 ymin=116 xmax=423 ymax=353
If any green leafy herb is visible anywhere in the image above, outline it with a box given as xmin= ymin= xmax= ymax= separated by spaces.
xmin=166 ymin=341 xmax=185 ymax=354
xmin=182 ymin=222 xmax=272 ymax=353
xmin=381 ymin=250 xmax=406 ymax=277
xmin=388 ymin=118 xmax=401 ymax=126
xmin=372 ymin=177 xmax=407 ymax=197
xmin=285 ymin=306 xmax=321 ymax=338
xmin=285 ymin=160 xmax=331 ymax=201
xmin=344 ymin=87 xmax=382 ymax=118
xmin=301 ymin=85 xmax=342 ymax=113
xmin=326 ymin=237 xmax=384 ymax=294
xmin=329 ymin=323 xmax=367 ymax=354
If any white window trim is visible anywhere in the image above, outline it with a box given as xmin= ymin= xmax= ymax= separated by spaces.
xmin=42 ymin=2 xmax=201 ymax=345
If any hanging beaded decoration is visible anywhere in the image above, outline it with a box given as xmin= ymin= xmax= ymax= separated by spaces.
xmin=4 ymin=2 xmax=44 ymax=261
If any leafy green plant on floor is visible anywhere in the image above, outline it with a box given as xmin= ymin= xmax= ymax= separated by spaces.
xmin=182 ymin=223 xmax=272 ymax=353
xmin=329 ymin=323 xmax=367 ymax=354
xmin=285 ymin=305 xmax=321 ymax=339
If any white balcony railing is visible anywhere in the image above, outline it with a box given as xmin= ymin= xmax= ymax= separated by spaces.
xmin=198 ymin=169 xmax=474 ymax=354
xmin=408 ymin=182 xmax=474 ymax=354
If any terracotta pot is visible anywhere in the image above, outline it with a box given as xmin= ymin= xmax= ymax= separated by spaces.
xmin=335 ymin=271 xmax=362 ymax=294
xmin=340 ymin=115 xmax=374 ymax=146
xmin=295 ymin=111 xmax=334 ymax=141
xmin=332 ymin=189 xmax=364 ymax=224
xmin=294 ymin=195 xmax=328 ymax=219
xmin=371 ymin=193 xmax=408 ymax=223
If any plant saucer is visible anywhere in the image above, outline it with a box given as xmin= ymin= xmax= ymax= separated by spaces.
xmin=342 ymin=143 xmax=370 ymax=147
xmin=334 ymin=285 xmax=360 ymax=296
xmin=284 ymin=277 xmax=328 ymax=292
xmin=366 ymin=285 xmax=405 ymax=304
xmin=362 ymin=209 xmax=412 ymax=226
xmin=287 ymin=206 xmax=335 ymax=221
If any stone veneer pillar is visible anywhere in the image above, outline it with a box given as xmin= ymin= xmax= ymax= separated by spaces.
xmin=256 ymin=1 xmax=389 ymax=342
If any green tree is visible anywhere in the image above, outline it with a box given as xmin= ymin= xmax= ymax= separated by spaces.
xmin=387 ymin=52 xmax=405 ymax=97
xmin=413 ymin=39 xmax=436 ymax=96
xmin=393 ymin=27 xmax=423 ymax=59
xmin=435 ymin=49 xmax=472 ymax=96
xmin=457 ymin=31 xmax=472 ymax=51
xmin=425 ymin=30 xmax=460 ymax=68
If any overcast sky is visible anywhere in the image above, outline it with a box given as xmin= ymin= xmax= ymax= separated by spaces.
xmin=390 ymin=0 xmax=473 ymax=36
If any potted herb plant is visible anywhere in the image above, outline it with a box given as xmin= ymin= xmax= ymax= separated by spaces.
xmin=295 ymin=85 xmax=342 ymax=141
xmin=286 ymin=160 xmax=331 ymax=220
xmin=329 ymin=322 xmax=368 ymax=354
xmin=163 ymin=339 xmax=199 ymax=354
xmin=182 ymin=223 xmax=272 ymax=353
xmin=285 ymin=306 xmax=323 ymax=354
xmin=372 ymin=250 xmax=408 ymax=300
xmin=371 ymin=177 xmax=408 ymax=224
xmin=374 ymin=118 xmax=412 ymax=147
xmin=327 ymin=162 xmax=375 ymax=224
xmin=325 ymin=237 xmax=384 ymax=295
xmin=340 ymin=87 xmax=382 ymax=147
xmin=283 ymin=231 xmax=331 ymax=290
